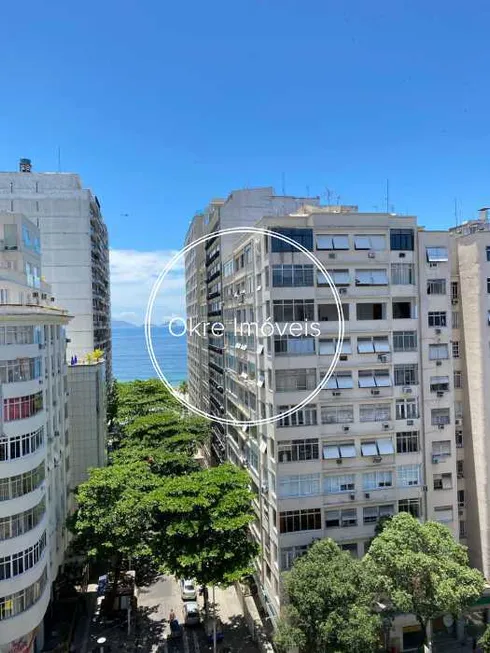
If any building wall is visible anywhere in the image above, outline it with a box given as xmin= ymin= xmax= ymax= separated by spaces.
xmin=67 ymin=360 xmax=107 ymax=489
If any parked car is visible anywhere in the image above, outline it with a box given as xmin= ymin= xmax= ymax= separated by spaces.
xmin=182 ymin=601 xmax=200 ymax=626
xmin=180 ymin=579 xmax=197 ymax=601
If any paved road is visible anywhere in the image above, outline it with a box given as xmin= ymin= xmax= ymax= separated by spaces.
xmin=136 ymin=575 xmax=259 ymax=653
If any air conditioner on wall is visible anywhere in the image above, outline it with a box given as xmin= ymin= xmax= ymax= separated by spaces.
xmin=368 ymin=252 xmax=376 ymax=258
xmin=339 ymin=287 xmax=347 ymax=295
xmin=328 ymin=253 xmax=336 ymax=259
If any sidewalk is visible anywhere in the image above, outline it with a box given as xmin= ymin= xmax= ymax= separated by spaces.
xmin=210 ymin=585 xmax=263 ymax=653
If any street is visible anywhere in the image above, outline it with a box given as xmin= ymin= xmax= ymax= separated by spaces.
xmin=136 ymin=575 xmax=261 ymax=653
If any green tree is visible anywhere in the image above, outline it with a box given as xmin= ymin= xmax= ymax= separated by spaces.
xmin=112 ymin=443 xmax=200 ymax=477
xmin=148 ymin=464 xmax=258 ymax=587
xmin=479 ymin=625 xmax=490 ymax=652
xmin=124 ymin=412 xmax=209 ymax=454
xmin=366 ymin=512 xmax=485 ymax=644
xmin=374 ymin=514 xmax=393 ymax=537
xmin=275 ymin=539 xmax=382 ymax=653
xmin=178 ymin=380 xmax=188 ymax=395
xmin=117 ymin=379 xmax=179 ymax=420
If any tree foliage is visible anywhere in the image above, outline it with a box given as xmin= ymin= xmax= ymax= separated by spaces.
xmin=117 ymin=378 xmax=180 ymax=420
xmin=479 ymin=625 xmax=490 ymax=652
xmin=275 ymin=539 xmax=382 ymax=653
xmin=366 ymin=512 xmax=485 ymax=642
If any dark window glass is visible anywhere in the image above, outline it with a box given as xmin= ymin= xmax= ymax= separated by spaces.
xmin=271 ymin=228 xmax=313 ymax=252
xmin=390 ymin=229 xmax=414 ymax=251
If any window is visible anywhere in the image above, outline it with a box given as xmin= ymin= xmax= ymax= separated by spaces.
xmin=397 ymin=464 xmax=421 ymax=487
xmin=363 ymin=471 xmax=393 ymax=489
xmin=433 ymin=473 xmax=452 ymax=490
xmin=452 ymin=341 xmax=460 ymax=358
xmin=432 ymin=440 xmax=451 ymax=458
xmin=398 ymin=498 xmax=421 ymax=517
xmin=431 ymin=408 xmax=450 ymax=425
xmin=273 ymin=299 xmax=315 ymax=322
xmin=278 ymin=407 xmax=317 ymax=428
xmin=434 ymin=506 xmax=453 ymax=523
xmin=396 ymin=431 xmax=419 ymax=453
xmin=279 ymin=474 xmax=321 ymax=498
xmin=318 ymin=303 xmax=349 ymax=321
xmin=428 ymin=311 xmax=447 ymax=327
xmin=271 ymin=228 xmax=313 ymax=252
xmin=274 ymin=335 xmax=315 ymax=355
xmin=390 ymin=229 xmax=414 ymax=251
xmin=363 ymin=504 xmax=394 ymax=524
xmin=359 ymin=404 xmax=391 ymax=422
xmin=324 ymin=371 xmax=353 ymax=389
xmin=354 ymin=234 xmax=386 ymax=250
xmin=453 ymin=371 xmax=463 ymax=389
xmin=487 ymin=278 xmax=490 ymax=294
xmin=319 ymin=338 xmax=351 ymax=355
xmin=357 ymin=336 xmax=390 ymax=353
xmin=0 ymin=532 xmax=47 ymax=581
xmin=360 ymin=438 xmax=394 ymax=456
xmin=429 ymin=344 xmax=449 ymax=360
xmin=275 ymin=369 xmax=316 ymax=392
xmin=457 ymin=460 xmax=464 ymax=478
xmin=316 ymin=234 xmax=349 ymax=250
xmin=396 ymin=398 xmax=419 ymax=420
xmin=325 ymin=269 xmax=350 ymax=285
xmin=0 ymin=427 xmax=44 ymax=462
xmin=458 ymin=489 xmax=465 ymax=508
xmin=355 ymin=269 xmax=389 ymax=285
xmin=459 ymin=521 xmax=466 ymax=538
xmin=323 ymin=442 xmax=356 ymax=459
xmin=0 ymin=568 xmax=48 ymax=621
xmin=456 ymin=430 xmax=464 ymax=448
xmin=487 ymin=246 xmax=490 ymax=262
xmin=0 ymin=463 xmax=45 ymax=501
xmin=325 ymin=509 xmax=357 ymax=528
xmin=393 ymin=331 xmax=417 ymax=352
xmin=392 ymin=301 xmax=413 ymax=319
xmin=272 ymin=265 xmax=314 ymax=287
xmin=358 ymin=369 xmax=391 ymax=388
xmin=455 ymin=402 xmax=463 ymax=419
xmin=280 ymin=509 xmax=322 ymax=533
xmin=391 ymin=263 xmax=415 ymax=285
xmin=427 ymin=279 xmax=446 ymax=295
xmin=324 ymin=474 xmax=355 ymax=494
xmin=356 ymin=302 xmax=386 ymax=320
xmin=0 ymin=499 xmax=45 ymax=541
xmin=3 ymin=393 xmax=43 ymax=421
xmin=452 ymin=311 xmax=460 ymax=329
xmin=426 ymin=247 xmax=448 ymax=262
xmin=278 ymin=438 xmax=319 ymax=463
xmin=340 ymin=543 xmax=358 ymax=556
xmin=280 ymin=545 xmax=309 ymax=570
xmin=430 ymin=376 xmax=450 ymax=392
xmin=0 ymin=358 xmax=42 ymax=384
xmin=394 ymin=364 xmax=418 ymax=386
xmin=321 ymin=405 xmax=354 ymax=424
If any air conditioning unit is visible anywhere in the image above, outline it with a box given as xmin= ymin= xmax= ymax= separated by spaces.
xmin=368 ymin=252 xmax=376 ymax=258
xmin=451 ymin=299 xmax=458 ymax=305
xmin=378 ymin=354 xmax=387 ymax=362
xmin=436 ymin=360 xmax=442 ymax=366
xmin=432 ymin=455 xmax=440 ymax=464
xmin=382 ymin=423 xmax=390 ymax=430
xmin=365 ymin=493 xmax=371 ymax=499
xmin=436 ymin=391 xmax=444 ymax=397
xmin=455 ymin=419 xmax=462 ymax=425
xmin=403 ymin=386 xmax=412 ymax=394
xmin=328 ymin=253 xmax=336 ymax=259
xmin=398 ymin=252 xmax=406 ymax=258
xmin=261 ymin=483 xmax=269 ymax=494
xmin=32 ymin=291 xmax=39 ymax=298
xmin=407 ymin=419 xmax=414 ymax=426
xmin=372 ymin=456 xmax=382 ymax=463
xmin=435 ymin=328 xmax=442 ymax=335
xmin=340 ymin=354 xmax=348 ymax=361
xmin=371 ymin=389 xmax=380 ymax=396
xmin=438 ymin=423 xmax=445 ymax=429
xmin=336 ymin=458 xmax=342 ymax=465
xmin=332 ymin=391 xmax=341 ymax=397
xmin=338 ymin=287 xmax=347 ymax=295
xmin=343 ymin=426 xmax=350 ymax=432
xmin=350 ymin=493 xmax=356 ymax=500
xmin=458 ymin=509 xmax=464 ymax=516
xmin=41 ymin=293 xmax=47 ymax=300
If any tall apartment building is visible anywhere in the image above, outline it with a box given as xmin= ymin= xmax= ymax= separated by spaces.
xmin=185 ymin=192 xmax=490 ymax=646
xmin=0 ymin=213 xmax=71 ymax=653
xmin=0 ymin=159 xmax=112 ymax=381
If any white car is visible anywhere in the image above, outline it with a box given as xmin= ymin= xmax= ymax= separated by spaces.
xmin=182 ymin=600 xmax=200 ymax=626
xmin=180 ymin=579 xmax=197 ymax=601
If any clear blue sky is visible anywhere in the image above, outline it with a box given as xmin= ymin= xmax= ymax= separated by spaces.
xmin=1 ymin=0 xmax=490 ymax=252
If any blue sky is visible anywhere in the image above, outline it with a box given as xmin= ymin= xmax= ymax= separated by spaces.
xmin=1 ymin=0 xmax=490 ymax=322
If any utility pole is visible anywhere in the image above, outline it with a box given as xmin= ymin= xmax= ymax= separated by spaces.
xmin=213 ymin=585 xmax=217 ymax=653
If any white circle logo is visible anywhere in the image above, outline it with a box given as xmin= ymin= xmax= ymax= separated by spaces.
xmin=145 ymin=226 xmax=345 ymax=426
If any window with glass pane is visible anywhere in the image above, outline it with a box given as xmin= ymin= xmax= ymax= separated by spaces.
xmin=316 ymin=234 xmax=349 ymax=250
xmin=432 ymin=440 xmax=451 ymax=457
xmin=396 ymin=431 xmax=419 ymax=453
xmin=321 ymin=405 xmax=354 ymax=424
xmin=431 ymin=408 xmax=450 ymax=425
xmin=428 ymin=312 xmax=447 ymax=327
xmin=325 ymin=371 xmax=353 ymax=389
xmin=427 ymin=279 xmax=446 ymax=294
xmin=390 ymin=229 xmax=414 ymax=251
xmin=355 ymin=269 xmax=389 ymax=285
xmin=452 ymin=341 xmax=460 ymax=358
xmin=340 ymin=509 xmax=357 ymax=527
xmin=395 ymin=398 xmax=419 ymax=420
xmin=429 ymin=376 xmax=450 ymax=392
xmin=354 ymin=235 xmax=386 ymax=250
xmin=397 ymin=464 xmax=421 ymax=487
xmin=363 ymin=471 xmax=393 ymax=489
xmin=428 ymin=344 xmax=449 ymax=360
xmin=394 ymin=364 xmax=418 ymax=386
xmin=278 ymin=407 xmax=317 ymax=428
xmin=393 ymin=331 xmax=417 ymax=352
xmin=453 ymin=371 xmax=463 ymax=388
xmin=359 ymin=404 xmax=391 ymax=422
xmin=391 ymin=263 xmax=415 ymax=285
xmin=327 ymin=269 xmax=350 ymax=285
xmin=271 ymin=228 xmax=313 ymax=252
xmin=324 ymin=474 xmax=355 ymax=493
xmin=426 ymin=247 xmax=448 ymax=262
xmin=398 ymin=498 xmax=421 ymax=517
xmin=319 ymin=338 xmax=351 ymax=355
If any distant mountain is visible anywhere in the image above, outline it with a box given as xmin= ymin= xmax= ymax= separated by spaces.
xmin=112 ymin=320 xmax=139 ymax=328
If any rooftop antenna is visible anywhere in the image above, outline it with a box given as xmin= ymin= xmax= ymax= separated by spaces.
xmin=281 ymin=172 xmax=286 ymax=196
xmin=385 ymin=179 xmax=390 ymax=213
xmin=306 ymin=185 xmax=310 ymax=197
xmin=324 ymin=187 xmax=333 ymax=206
xmin=57 ymin=147 xmax=61 ymax=172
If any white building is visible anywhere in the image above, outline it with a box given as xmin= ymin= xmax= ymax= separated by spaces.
xmin=0 ymin=213 xmax=71 ymax=653
xmin=185 ymin=193 xmax=490 ymax=651
xmin=0 ymin=159 xmax=111 ymax=380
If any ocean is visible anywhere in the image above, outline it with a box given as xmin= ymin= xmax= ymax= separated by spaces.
xmin=112 ymin=326 xmax=187 ymax=384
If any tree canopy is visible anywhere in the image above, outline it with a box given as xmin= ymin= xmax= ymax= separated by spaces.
xmin=275 ymin=539 xmax=382 ymax=653
xmin=365 ymin=512 xmax=485 ymax=642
